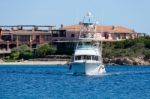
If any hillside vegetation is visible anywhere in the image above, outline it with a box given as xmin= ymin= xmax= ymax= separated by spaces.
xmin=102 ymin=36 xmax=150 ymax=65
xmin=103 ymin=36 xmax=150 ymax=59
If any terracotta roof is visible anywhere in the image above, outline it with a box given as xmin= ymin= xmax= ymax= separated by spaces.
xmin=63 ymin=24 xmax=81 ymax=31
xmin=96 ymin=26 xmax=114 ymax=33
xmin=63 ymin=24 xmax=135 ymax=33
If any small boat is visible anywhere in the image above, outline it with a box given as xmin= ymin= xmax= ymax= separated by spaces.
xmin=69 ymin=12 xmax=106 ymax=75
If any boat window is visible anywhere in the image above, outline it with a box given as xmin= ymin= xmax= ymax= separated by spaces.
xmin=82 ymin=55 xmax=91 ymax=60
xmin=75 ymin=55 xmax=92 ymax=60
xmin=82 ymin=55 xmax=86 ymax=60
xmin=86 ymin=56 xmax=91 ymax=60
xmin=92 ymin=56 xmax=99 ymax=61
xmin=75 ymin=56 xmax=81 ymax=60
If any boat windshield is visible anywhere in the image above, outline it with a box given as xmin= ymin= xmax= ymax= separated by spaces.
xmin=75 ymin=55 xmax=99 ymax=61
xmin=77 ymin=42 xmax=97 ymax=49
xmin=82 ymin=23 xmax=93 ymax=26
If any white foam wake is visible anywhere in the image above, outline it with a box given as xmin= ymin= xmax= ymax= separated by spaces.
xmin=86 ymin=66 xmax=106 ymax=76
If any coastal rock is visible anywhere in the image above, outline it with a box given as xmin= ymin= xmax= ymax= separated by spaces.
xmin=103 ymin=57 xmax=150 ymax=65
xmin=0 ymin=59 xmax=4 ymax=63
xmin=131 ymin=57 xmax=150 ymax=65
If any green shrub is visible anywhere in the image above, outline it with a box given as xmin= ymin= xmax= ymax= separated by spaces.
xmin=35 ymin=43 xmax=57 ymax=57
xmin=10 ymin=45 xmax=32 ymax=60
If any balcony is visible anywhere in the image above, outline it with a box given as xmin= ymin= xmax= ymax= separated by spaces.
xmin=0 ymin=49 xmax=11 ymax=54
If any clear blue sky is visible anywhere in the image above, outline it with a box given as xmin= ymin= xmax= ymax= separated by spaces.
xmin=0 ymin=0 xmax=150 ymax=34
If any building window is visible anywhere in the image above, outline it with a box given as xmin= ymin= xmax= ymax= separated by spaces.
xmin=44 ymin=35 xmax=51 ymax=41
xmin=115 ymin=33 xmax=120 ymax=39
xmin=52 ymin=31 xmax=59 ymax=37
xmin=19 ymin=35 xmax=30 ymax=41
xmin=2 ymin=35 xmax=11 ymax=41
xmin=59 ymin=30 xmax=66 ymax=37
xmin=71 ymin=34 xmax=75 ymax=38
xmin=122 ymin=33 xmax=126 ymax=39
xmin=103 ymin=32 xmax=109 ymax=39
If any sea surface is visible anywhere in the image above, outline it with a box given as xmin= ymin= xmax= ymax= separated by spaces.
xmin=0 ymin=65 xmax=150 ymax=99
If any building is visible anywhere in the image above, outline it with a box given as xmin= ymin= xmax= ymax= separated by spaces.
xmin=0 ymin=24 xmax=140 ymax=54
xmin=62 ymin=24 xmax=138 ymax=42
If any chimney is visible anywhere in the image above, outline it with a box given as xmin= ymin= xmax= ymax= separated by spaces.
xmin=17 ymin=26 xmax=23 ymax=30
xmin=0 ymin=28 xmax=2 ymax=39
xmin=48 ymin=27 xmax=53 ymax=31
xmin=112 ymin=26 xmax=115 ymax=30
xmin=32 ymin=26 xmax=38 ymax=31
xmin=60 ymin=24 xmax=64 ymax=29
xmin=11 ymin=27 xmax=14 ymax=31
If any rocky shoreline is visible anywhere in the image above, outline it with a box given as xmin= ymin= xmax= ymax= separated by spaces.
xmin=103 ymin=57 xmax=150 ymax=65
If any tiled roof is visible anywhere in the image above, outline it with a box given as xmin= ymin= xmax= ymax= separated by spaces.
xmin=63 ymin=24 xmax=135 ymax=33
xmin=63 ymin=24 xmax=81 ymax=31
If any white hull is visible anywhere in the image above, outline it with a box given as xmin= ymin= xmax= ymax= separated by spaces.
xmin=70 ymin=62 xmax=106 ymax=75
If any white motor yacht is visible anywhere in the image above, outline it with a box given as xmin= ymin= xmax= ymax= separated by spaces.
xmin=69 ymin=12 xmax=106 ymax=75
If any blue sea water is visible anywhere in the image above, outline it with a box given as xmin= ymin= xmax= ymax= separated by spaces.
xmin=0 ymin=65 xmax=150 ymax=99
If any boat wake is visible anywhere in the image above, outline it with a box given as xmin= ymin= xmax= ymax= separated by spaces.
xmin=86 ymin=66 xmax=106 ymax=76
xmin=106 ymin=70 xmax=150 ymax=76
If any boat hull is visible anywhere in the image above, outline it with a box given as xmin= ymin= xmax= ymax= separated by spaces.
xmin=70 ymin=62 xmax=106 ymax=75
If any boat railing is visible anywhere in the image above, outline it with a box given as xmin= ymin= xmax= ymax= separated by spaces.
xmin=76 ymin=45 xmax=98 ymax=49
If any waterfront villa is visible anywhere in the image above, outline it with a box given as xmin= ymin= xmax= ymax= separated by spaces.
xmin=62 ymin=24 xmax=138 ymax=42
xmin=0 ymin=24 xmax=144 ymax=54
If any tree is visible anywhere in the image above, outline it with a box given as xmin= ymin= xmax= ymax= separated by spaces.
xmin=144 ymin=49 xmax=150 ymax=59
xmin=10 ymin=48 xmax=20 ymax=60
xmin=18 ymin=45 xmax=32 ymax=59
xmin=35 ymin=43 xmax=57 ymax=57
xmin=114 ymin=41 xmax=124 ymax=49
xmin=124 ymin=39 xmax=136 ymax=48
xmin=10 ymin=45 xmax=32 ymax=60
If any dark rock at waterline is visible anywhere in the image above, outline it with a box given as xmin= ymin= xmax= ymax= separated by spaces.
xmin=103 ymin=57 xmax=150 ymax=65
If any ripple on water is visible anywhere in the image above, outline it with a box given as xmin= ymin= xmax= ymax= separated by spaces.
xmin=0 ymin=65 xmax=150 ymax=99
